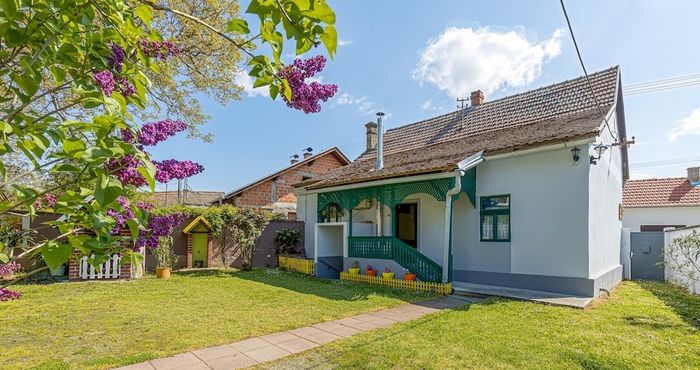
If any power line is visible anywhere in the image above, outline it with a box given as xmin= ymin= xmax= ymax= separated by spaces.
xmin=559 ymin=0 xmax=618 ymax=141
xmin=626 ymin=74 xmax=700 ymax=89
xmin=630 ymin=156 xmax=700 ymax=168
xmin=626 ymin=81 xmax=700 ymax=96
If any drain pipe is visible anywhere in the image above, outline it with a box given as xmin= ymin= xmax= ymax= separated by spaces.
xmin=375 ymin=112 xmax=385 ymax=236
xmin=600 ymin=288 xmax=611 ymax=297
xmin=442 ymin=152 xmax=485 ymax=284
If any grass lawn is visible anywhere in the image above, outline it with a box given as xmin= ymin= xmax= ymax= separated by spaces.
xmin=257 ymin=281 xmax=700 ymax=370
xmin=0 ymin=268 xmax=435 ymax=370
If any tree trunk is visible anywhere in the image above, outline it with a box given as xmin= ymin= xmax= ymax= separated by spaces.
xmin=241 ymin=245 xmax=253 ymax=271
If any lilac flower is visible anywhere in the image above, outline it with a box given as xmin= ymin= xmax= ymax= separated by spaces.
xmin=106 ymin=196 xmax=135 ymax=234
xmin=0 ymin=288 xmax=22 ymax=301
xmin=138 ymin=40 xmax=181 ymax=61
xmin=278 ymin=55 xmax=338 ymax=114
xmin=0 ymin=262 xmax=21 ymax=276
xmin=108 ymin=44 xmax=126 ymax=72
xmin=117 ymin=77 xmax=136 ymax=98
xmin=93 ymin=70 xmax=115 ymax=95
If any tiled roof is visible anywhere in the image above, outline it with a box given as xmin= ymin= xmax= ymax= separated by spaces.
xmin=623 ymin=178 xmax=700 ymax=207
xmin=301 ymin=66 xmax=620 ymax=190
xmin=152 ymin=191 xmax=225 ymax=207
xmin=305 ymin=108 xmax=606 ymax=189
xmin=359 ymin=66 xmax=619 ymax=161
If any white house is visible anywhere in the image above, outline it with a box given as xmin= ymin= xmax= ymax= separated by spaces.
xmin=296 ymin=66 xmax=629 ymax=298
xmin=622 ymin=168 xmax=700 ymax=232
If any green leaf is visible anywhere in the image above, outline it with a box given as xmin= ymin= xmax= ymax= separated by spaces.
xmin=50 ymin=66 xmax=66 ymax=86
xmin=52 ymin=163 xmax=81 ymax=172
xmin=320 ymin=25 xmax=337 ymax=60
xmin=1 ymin=0 xmax=18 ymax=19
xmin=94 ymin=173 xmax=122 ymax=207
xmin=246 ymin=0 xmax=277 ymax=14
xmin=41 ymin=241 xmax=72 ymax=272
xmin=282 ymin=78 xmax=292 ymax=101
xmin=134 ymin=5 xmax=153 ymax=26
xmin=269 ymin=84 xmax=279 ymax=100
xmin=311 ymin=0 xmax=336 ymax=24
xmin=11 ymin=72 xmax=39 ymax=97
xmin=0 ymin=252 xmax=8 ymax=263
xmin=225 ymin=19 xmax=250 ymax=34
xmin=126 ymin=218 xmax=140 ymax=242
xmin=62 ymin=138 xmax=85 ymax=155
xmin=81 ymin=147 xmax=113 ymax=162
xmin=56 ymin=44 xmax=81 ymax=64
xmin=137 ymin=164 xmax=155 ymax=191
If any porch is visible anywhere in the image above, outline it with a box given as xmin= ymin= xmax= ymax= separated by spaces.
xmin=312 ymin=166 xmax=478 ymax=284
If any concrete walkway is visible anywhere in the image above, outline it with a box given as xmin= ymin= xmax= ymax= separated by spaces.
xmin=115 ymin=297 xmax=467 ymax=370
xmin=452 ymin=282 xmax=593 ymax=309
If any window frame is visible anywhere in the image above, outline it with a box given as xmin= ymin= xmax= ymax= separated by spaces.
xmin=318 ymin=203 xmax=344 ymax=223
xmin=479 ymin=194 xmax=511 ymax=242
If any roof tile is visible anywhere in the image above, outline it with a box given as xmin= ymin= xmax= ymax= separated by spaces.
xmin=623 ymin=177 xmax=700 ymax=207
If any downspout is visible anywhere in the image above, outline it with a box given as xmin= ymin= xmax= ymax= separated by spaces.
xmin=375 ymin=112 xmax=385 ymax=236
xmin=442 ymin=151 xmax=485 ymax=284
xmin=442 ymin=173 xmax=462 ymax=284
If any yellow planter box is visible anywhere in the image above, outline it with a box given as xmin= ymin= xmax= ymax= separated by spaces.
xmin=340 ymin=272 xmax=452 ymax=295
xmin=278 ymin=256 xmax=315 ymax=275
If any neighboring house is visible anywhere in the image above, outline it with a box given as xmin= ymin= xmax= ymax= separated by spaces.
xmin=215 ymin=147 xmax=350 ymax=219
xmin=622 ymin=168 xmax=700 ymax=232
xmin=296 ymin=66 xmax=629 ymax=298
xmin=152 ymin=190 xmax=224 ymax=207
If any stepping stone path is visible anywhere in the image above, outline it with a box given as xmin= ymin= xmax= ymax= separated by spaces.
xmin=115 ymin=297 xmax=469 ymax=370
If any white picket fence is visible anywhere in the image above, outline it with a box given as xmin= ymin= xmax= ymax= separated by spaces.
xmin=80 ymin=254 xmax=121 ymax=280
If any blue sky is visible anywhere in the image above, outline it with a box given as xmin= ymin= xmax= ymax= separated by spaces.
xmin=149 ymin=1 xmax=700 ymax=192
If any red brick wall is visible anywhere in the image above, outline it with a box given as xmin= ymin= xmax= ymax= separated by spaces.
xmin=223 ymin=152 xmax=346 ymax=207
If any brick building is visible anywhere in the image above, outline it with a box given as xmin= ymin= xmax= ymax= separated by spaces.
xmin=214 ymin=147 xmax=350 ymax=219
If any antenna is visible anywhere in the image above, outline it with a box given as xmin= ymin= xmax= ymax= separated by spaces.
xmin=456 ymin=98 xmax=469 ymax=130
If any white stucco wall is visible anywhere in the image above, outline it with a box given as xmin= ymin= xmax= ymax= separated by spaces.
xmin=588 ymin=115 xmax=624 ymax=277
xmin=297 ymin=192 xmax=317 ymax=259
xmin=452 ymin=145 xmax=592 ymax=278
xmin=622 ymin=207 xmax=700 ymax=232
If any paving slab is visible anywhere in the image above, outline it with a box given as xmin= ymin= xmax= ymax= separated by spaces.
xmin=305 ymin=331 xmax=342 ymax=345
xmin=312 ymin=321 xmax=347 ymax=333
xmin=328 ymin=325 xmax=362 ymax=337
xmin=150 ymin=352 xmax=203 ymax=370
xmin=244 ymin=345 xmax=291 ymax=362
xmin=206 ymin=353 xmax=257 ymax=370
xmin=192 ymin=344 xmax=240 ymax=361
xmin=231 ymin=337 xmax=274 ymax=353
xmin=259 ymin=332 xmax=299 ymax=345
xmin=276 ymin=337 xmax=319 ymax=353
xmin=115 ymin=363 xmax=155 ymax=370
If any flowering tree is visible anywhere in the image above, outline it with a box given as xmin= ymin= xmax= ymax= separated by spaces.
xmin=0 ymin=0 xmax=338 ymax=296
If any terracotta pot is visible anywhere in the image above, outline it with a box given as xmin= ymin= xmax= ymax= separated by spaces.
xmin=404 ymin=273 xmax=417 ymax=281
xmin=349 ymin=268 xmax=360 ymax=275
xmin=1 ymin=272 xmax=13 ymax=280
xmin=156 ymin=268 xmax=171 ymax=279
xmin=366 ymin=269 xmax=377 ymax=276
xmin=382 ymin=272 xmax=395 ymax=280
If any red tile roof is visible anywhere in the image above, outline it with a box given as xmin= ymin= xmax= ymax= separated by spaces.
xmin=152 ymin=191 xmax=224 ymax=207
xmin=623 ymin=177 xmax=700 ymax=207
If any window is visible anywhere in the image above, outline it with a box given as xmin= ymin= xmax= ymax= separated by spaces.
xmin=480 ymin=195 xmax=510 ymax=242
xmin=319 ymin=203 xmax=343 ymax=223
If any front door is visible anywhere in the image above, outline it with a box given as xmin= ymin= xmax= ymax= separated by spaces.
xmin=630 ymin=232 xmax=664 ymax=281
xmin=395 ymin=203 xmax=418 ymax=248
xmin=191 ymin=233 xmax=208 ymax=268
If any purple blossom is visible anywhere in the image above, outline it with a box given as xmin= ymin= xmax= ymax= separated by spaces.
xmin=0 ymin=262 xmax=21 ymax=276
xmin=106 ymin=155 xmax=204 ymax=187
xmin=137 ymin=213 xmax=188 ymax=248
xmin=105 ymin=154 xmax=146 ymax=187
xmin=152 ymin=159 xmax=204 ymax=183
xmin=0 ymin=288 xmax=22 ymax=301
xmin=122 ymin=120 xmax=187 ymax=147
xmin=33 ymin=193 xmax=60 ymax=210
xmin=136 ymin=201 xmax=155 ymax=211
xmin=278 ymin=55 xmax=338 ymax=114
xmin=108 ymin=44 xmax=126 ymax=72
xmin=93 ymin=70 xmax=115 ymax=95
xmin=106 ymin=196 xmax=135 ymax=234
xmin=117 ymin=77 xmax=136 ymax=98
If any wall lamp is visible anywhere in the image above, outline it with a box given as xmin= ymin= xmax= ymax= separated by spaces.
xmin=589 ymin=143 xmax=609 ymax=165
xmin=571 ymin=146 xmax=580 ymax=162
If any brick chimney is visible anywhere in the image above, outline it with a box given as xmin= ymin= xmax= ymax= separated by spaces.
xmin=688 ymin=167 xmax=700 ymax=186
xmin=365 ymin=121 xmax=378 ymax=151
xmin=470 ymin=90 xmax=484 ymax=106
xmin=303 ymin=152 xmax=312 ymax=159
xmin=290 ymin=154 xmax=299 ymax=165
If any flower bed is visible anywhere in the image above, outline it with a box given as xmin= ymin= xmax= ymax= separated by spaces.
xmin=340 ymin=272 xmax=452 ymax=295
xmin=278 ymin=256 xmax=315 ymax=275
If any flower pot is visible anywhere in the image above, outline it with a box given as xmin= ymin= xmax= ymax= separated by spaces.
xmin=366 ymin=269 xmax=377 ymax=276
xmin=51 ymin=265 xmax=66 ymax=276
xmin=156 ymin=268 xmax=171 ymax=279
xmin=404 ymin=273 xmax=417 ymax=281
xmin=349 ymin=267 xmax=360 ymax=275
xmin=1 ymin=272 xmax=13 ymax=280
xmin=382 ymin=272 xmax=395 ymax=280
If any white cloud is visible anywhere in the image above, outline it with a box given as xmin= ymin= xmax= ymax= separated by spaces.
xmin=422 ymin=99 xmax=435 ymax=110
xmin=667 ymin=107 xmax=700 ymax=142
xmin=234 ymin=72 xmax=270 ymax=98
xmin=413 ymin=26 xmax=566 ymax=98
xmin=338 ymin=39 xmax=354 ymax=46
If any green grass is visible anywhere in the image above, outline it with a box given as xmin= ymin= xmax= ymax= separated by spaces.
xmin=0 ymin=268 xmax=435 ymax=370
xmin=256 ymin=281 xmax=700 ymax=370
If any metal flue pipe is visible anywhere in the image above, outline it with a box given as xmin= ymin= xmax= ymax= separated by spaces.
xmin=375 ymin=112 xmax=385 ymax=170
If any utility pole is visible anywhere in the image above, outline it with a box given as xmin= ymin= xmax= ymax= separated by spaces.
xmin=456 ymin=98 xmax=468 ymax=129
xmin=177 ymin=179 xmax=182 ymax=205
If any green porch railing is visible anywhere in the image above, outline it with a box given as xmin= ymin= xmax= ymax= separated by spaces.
xmin=348 ymin=236 xmax=443 ymax=283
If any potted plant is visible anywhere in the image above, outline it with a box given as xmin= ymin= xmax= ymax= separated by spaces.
xmin=153 ymin=236 xmax=179 ymax=279
xmin=403 ymin=268 xmax=417 ymax=281
xmin=382 ymin=267 xmax=394 ymax=280
xmin=349 ymin=260 xmax=360 ymax=275
xmin=274 ymin=228 xmax=302 ymax=255
xmin=365 ymin=264 xmax=377 ymax=276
